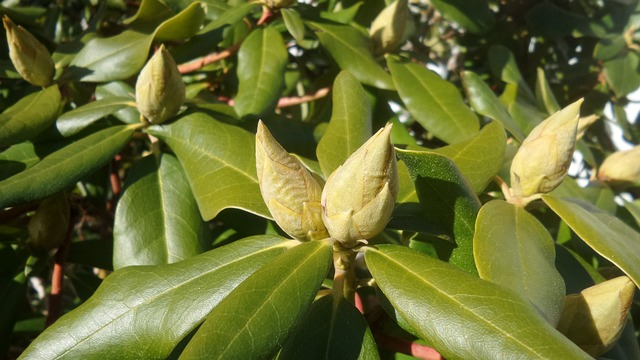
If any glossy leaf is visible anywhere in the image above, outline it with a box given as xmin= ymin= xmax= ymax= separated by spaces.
xmin=198 ymin=2 xmax=259 ymax=34
xmin=68 ymin=30 xmax=154 ymax=82
xmin=535 ymin=67 xmax=560 ymax=114
xmin=113 ymin=154 xmax=206 ymax=269
xmin=95 ymin=81 xmax=140 ymax=124
xmin=366 ymin=245 xmax=592 ymax=360
xmin=388 ymin=57 xmax=479 ymax=144
xmin=0 ymin=142 xmax=41 ymax=181
xmin=56 ymin=96 xmax=135 ymax=136
xmin=19 ymin=236 xmax=293 ymax=359
xmin=0 ymin=85 xmax=61 ymax=146
xmin=317 ymin=71 xmax=372 ymax=178
xmin=429 ymin=0 xmax=494 ymax=34
xmin=180 ymin=239 xmax=332 ymax=359
xmin=310 ymin=21 xmax=394 ymax=90
xmin=623 ymin=199 xmax=640 ymax=227
xmin=123 ymin=0 xmax=173 ymax=28
xmin=543 ymin=195 xmax=640 ymax=288
xmin=234 ymin=27 xmax=288 ymax=117
xmin=0 ymin=125 xmax=137 ymax=208
xmin=148 ymin=112 xmax=269 ymax=220
xmin=433 ymin=121 xmax=506 ymax=194
xmin=279 ymin=295 xmax=380 ymax=360
xmin=461 ymin=70 xmax=525 ymax=142
xmin=154 ymin=2 xmax=206 ymax=41
xmin=396 ymin=149 xmax=480 ymax=274
xmin=282 ymin=8 xmax=305 ymax=44
xmin=604 ymin=52 xmax=640 ymax=98
xmin=474 ymin=200 xmax=566 ymax=325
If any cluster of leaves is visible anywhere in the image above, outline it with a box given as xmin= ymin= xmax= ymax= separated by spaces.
xmin=1 ymin=0 xmax=640 ymax=359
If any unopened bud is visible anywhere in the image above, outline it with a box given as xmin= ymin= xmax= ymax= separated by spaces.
xmin=27 ymin=193 xmax=70 ymax=253
xmin=136 ymin=44 xmax=185 ymax=125
xmin=3 ymin=16 xmax=54 ymax=87
xmin=369 ymin=0 xmax=409 ymax=54
xmin=597 ymin=145 xmax=640 ymax=189
xmin=556 ymin=276 xmax=635 ymax=357
xmin=510 ymin=99 xmax=583 ymax=199
xmin=256 ymin=121 xmax=328 ymax=241
xmin=321 ymin=124 xmax=398 ymax=248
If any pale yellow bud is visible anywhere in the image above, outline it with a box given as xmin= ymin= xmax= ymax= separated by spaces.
xmin=556 ymin=276 xmax=635 ymax=357
xmin=256 ymin=121 xmax=328 ymax=241
xmin=510 ymin=99 xmax=583 ymax=198
xmin=321 ymin=124 xmax=398 ymax=248
xmin=27 ymin=193 xmax=70 ymax=253
xmin=136 ymin=44 xmax=185 ymax=125
xmin=597 ymin=145 xmax=640 ymax=189
xmin=369 ymin=0 xmax=409 ymax=54
xmin=3 ymin=16 xmax=54 ymax=87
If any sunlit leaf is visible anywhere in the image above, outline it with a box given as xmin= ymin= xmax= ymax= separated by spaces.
xmin=56 ymin=96 xmax=135 ymax=136
xmin=0 ymin=85 xmax=61 ymax=146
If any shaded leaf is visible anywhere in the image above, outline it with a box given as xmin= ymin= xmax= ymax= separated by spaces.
xmin=604 ymin=51 xmax=640 ymax=98
xmin=19 ymin=236 xmax=293 ymax=359
xmin=317 ymin=71 xmax=372 ymax=178
xmin=0 ymin=125 xmax=137 ymax=208
xmin=0 ymin=85 xmax=60 ymax=146
xmin=429 ymin=0 xmax=494 ymax=34
xmin=155 ymin=2 xmax=206 ymax=41
xmin=148 ymin=113 xmax=269 ymax=220
xmin=366 ymin=245 xmax=592 ymax=360
xmin=474 ymin=200 xmax=566 ymax=325
xmin=543 ymin=195 xmax=640 ymax=288
xmin=198 ymin=2 xmax=259 ymax=34
xmin=279 ymin=295 xmax=380 ymax=360
xmin=180 ymin=239 xmax=332 ymax=359
xmin=0 ymin=142 xmax=41 ymax=181
xmin=433 ymin=121 xmax=506 ymax=194
xmin=310 ymin=21 xmax=394 ymax=90
xmin=388 ymin=56 xmax=479 ymax=144
xmin=488 ymin=45 xmax=536 ymax=104
xmin=396 ymin=149 xmax=480 ymax=274
xmin=113 ymin=154 xmax=206 ymax=269
xmin=56 ymin=96 xmax=135 ymax=136
xmin=461 ymin=70 xmax=525 ymax=142
xmin=95 ymin=81 xmax=140 ymax=124
xmin=234 ymin=27 xmax=288 ymax=118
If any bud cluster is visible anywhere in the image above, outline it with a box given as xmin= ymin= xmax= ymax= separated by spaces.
xmin=256 ymin=122 xmax=398 ymax=247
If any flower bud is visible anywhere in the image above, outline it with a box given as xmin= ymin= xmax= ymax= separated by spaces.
xmin=369 ymin=0 xmax=409 ymax=54
xmin=256 ymin=121 xmax=328 ymax=241
xmin=597 ymin=145 xmax=640 ymax=189
xmin=3 ymin=16 xmax=54 ymax=87
xmin=136 ymin=44 xmax=185 ymax=125
xmin=556 ymin=276 xmax=635 ymax=357
xmin=510 ymin=99 xmax=583 ymax=198
xmin=321 ymin=124 xmax=398 ymax=248
xmin=27 ymin=193 xmax=70 ymax=253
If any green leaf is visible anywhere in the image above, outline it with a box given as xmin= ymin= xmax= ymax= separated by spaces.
xmin=148 ymin=112 xmax=269 ymax=220
xmin=310 ymin=21 xmax=394 ymax=90
xmin=123 ymin=0 xmax=173 ymax=29
xmin=428 ymin=0 xmax=494 ymax=34
xmin=95 ymin=81 xmax=140 ymax=124
xmin=0 ymin=125 xmax=136 ymax=209
xmin=488 ymin=45 xmax=536 ymax=104
xmin=388 ymin=56 xmax=479 ymax=144
xmin=282 ymin=8 xmax=306 ymax=44
xmin=551 ymin=179 xmax=617 ymax=214
xmin=432 ymin=121 xmax=506 ymax=194
xmin=198 ymin=2 xmax=259 ymax=34
xmin=623 ymin=199 xmax=640 ymax=228
xmin=56 ymin=96 xmax=135 ymax=136
xmin=525 ymin=3 xmax=606 ymax=39
xmin=19 ymin=236 xmax=293 ymax=360
xmin=474 ymin=200 xmax=566 ymax=326
xmin=180 ymin=239 xmax=332 ymax=359
xmin=113 ymin=154 xmax=206 ymax=269
xmin=234 ymin=27 xmax=288 ymax=118
xmin=396 ymin=149 xmax=480 ymax=274
xmin=0 ymin=142 xmax=41 ymax=181
xmin=604 ymin=51 xmax=640 ymax=98
xmin=279 ymin=295 xmax=380 ymax=360
xmin=317 ymin=71 xmax=372 ymax=178
xmin=543 ymin=195 xmax=640 ymax=289
xmin=365 ymin=245 xmax=592 ymax=360
xmin=67 ymin=29 xmax=154 ymax=82
xmin=155 ymin=2 xmax=206 ymax=41
xmin=461 ymin=70 xmax=525 ymax=142
xmin=0 ymin=85 xmax=61 ymax=146
xmin=535 ymin=67 xmax=560 ymax=115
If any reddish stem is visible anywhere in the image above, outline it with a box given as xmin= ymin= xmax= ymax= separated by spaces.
xmin=257 ymin=6 xmax=274 ymax=26
xmin=221 ymin=87 xmax=331 ymax=109
xmin=106 ymin=154 xmax=122 ymax=212
xmin=45 ymin=221 xmax=73 ymax=327
xmin=177 ymin=44 xmax=241 ymax=74
xmin=375 ymin=333 xmax=445 ymax=360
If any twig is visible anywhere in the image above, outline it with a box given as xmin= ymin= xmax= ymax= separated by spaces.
xmin=375 ymin=333 xmax=445 ymax=360
xmin=257 ymin=5 xmax=274 ymax=26
xmin=221 ymin=87 xmax=331 ymax=108
xmin=106 ymin=154 xmax=122 ymax=212
xmin=45 ymin=219 xmax=74 ymax=327
xmin=177 ymin=44 xmax=241 ymax=74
